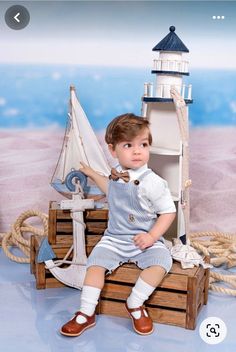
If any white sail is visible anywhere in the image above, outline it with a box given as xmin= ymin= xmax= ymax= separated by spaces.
xmin=51 ymin=86 xmax=110 ymax=195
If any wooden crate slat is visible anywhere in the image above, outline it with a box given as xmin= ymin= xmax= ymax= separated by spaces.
xmin=56 ymin=223 xmax=73 ymax=233
xmin=102 ymin=282 xmax=187 ymax=310
xmin=85 ymin=209 xmax=108 ymax=220
xmin=55 ymin=212 xmax=71 ymax=220
xmin=45 ymin=277 xmax=67 ymax=289
xmin=169 ymin=262 xmax=198 ymax=276
xmin=86 ymin=235 xmax=102 ymax=247
xmin=107 ymin=265 xmax=140 ymax=284
xmin=48 ymin=207 xmax=58 ymax=243
xmin=98 ymin=300 xmax=186 ymax=328
xmin=204 ymin=262 xmax=210 ymax=304
xmin=108 ymin=265 xmax=189 ymax=291
xmin=159 ymin=273 xmax=188 ymax=291
xmin=30 ymin=235 xmax=36 ymax=275
xmin=197 ymin=274 xmax=206 ymax=307
xmin=51 ymin=235 xmax=73 ymax=246
xmin=148 ymin=306 xmax=186 ymax=328
xmin=86 ymin=222 xmax=107 ymax=233
xmin=149 ymin=290 xmax=187 ymax=309
xmin=50 ymin=234 xmax=101 ymax=247
xmin=197 ymin=295 xmax=204 ymax=314
xmin=55 ymin=222 xmax=106 ymax=234
xmin=186 ymin=276 xmax=197 ymax=330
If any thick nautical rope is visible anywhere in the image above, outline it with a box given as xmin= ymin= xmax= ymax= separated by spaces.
xmin=1 ymin=210 xmax=48 ymax=263
xmin=170 ymin=88 xmax=191 ymax=239
xmin=189 ymin=232 xmax=236 ymax=296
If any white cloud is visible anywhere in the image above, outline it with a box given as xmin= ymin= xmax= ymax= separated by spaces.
xmin=0 ymin=97 xmax=6 ymax=106
xmin=3 ymin=108 xmax=19 ymax=117
xmin=230 ymin=101 xmax=236 ymax=114
xmin=93 ymin=109 xmax=103 ymax=117
xmin=51 ymin=72 xmax=62 ymax=80
xmin=122 ymin=101 xmax=134 ymax=110
xmin=93 ymin=74 xmax=102 ymax=81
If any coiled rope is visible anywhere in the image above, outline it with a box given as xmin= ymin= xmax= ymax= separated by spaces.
xmin=1 ymin=210 xmax=48 ymax=263
xmin=189 ymin=232 xmax=236 ymax=296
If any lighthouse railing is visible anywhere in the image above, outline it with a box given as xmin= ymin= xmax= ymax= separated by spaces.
xmin=143 ymin=83 xmax=192 ymax=100
xmin=153 ymin=59 xmax=189 ymax=73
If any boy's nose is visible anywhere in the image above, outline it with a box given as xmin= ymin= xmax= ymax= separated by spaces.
xmin=133 ymin=148 xmax=141 ymax=154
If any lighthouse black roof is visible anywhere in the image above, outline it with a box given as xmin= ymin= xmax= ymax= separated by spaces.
xmin=152 ymin=26 xmax=189 ymax=53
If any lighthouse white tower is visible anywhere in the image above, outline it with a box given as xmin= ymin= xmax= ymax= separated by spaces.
xmin=142 ymin=26 xmax=193 ymax=242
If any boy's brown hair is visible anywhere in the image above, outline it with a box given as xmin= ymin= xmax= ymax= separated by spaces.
xmin=105 ymin=113 xmax=152 ymax=149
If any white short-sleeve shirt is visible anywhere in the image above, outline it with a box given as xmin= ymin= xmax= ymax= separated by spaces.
xmin=116 ymin=164 xmax=176 ymax=215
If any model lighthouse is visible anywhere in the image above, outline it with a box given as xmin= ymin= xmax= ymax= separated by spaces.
xmin=142 ymin=26 xmax=193 ymax=241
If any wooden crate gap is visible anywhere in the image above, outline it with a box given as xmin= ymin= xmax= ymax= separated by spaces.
xmin=147 ymin=303 xmax=186 ymax=313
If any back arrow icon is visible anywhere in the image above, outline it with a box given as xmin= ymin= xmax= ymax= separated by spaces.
xmin=5 ymin=5 xmax=30 ymax=30
xmin=14 ymin=12 xmax=20 ymax=23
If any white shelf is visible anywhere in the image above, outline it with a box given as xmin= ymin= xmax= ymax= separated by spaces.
xmin=150 ymin=146 xmax=181 ymax=156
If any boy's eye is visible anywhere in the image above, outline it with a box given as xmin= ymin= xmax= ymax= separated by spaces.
xmin=124 ymin=143 xmax=132 ymax=148
xmin=141 ymin=143 xmax=149 ymax=147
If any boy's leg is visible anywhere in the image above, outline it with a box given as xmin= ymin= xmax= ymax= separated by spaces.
xmin=126 ymin=265 xmax=166 ymax=335
xmin=77 ymin=266 xmax=106 ymax=320
xmin=140 ymin=265 xmax=166 ymax=287
xmin=60 ymin=265 xmax=106 ymax=337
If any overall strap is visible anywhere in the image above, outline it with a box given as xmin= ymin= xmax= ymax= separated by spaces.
xmin=136 ymin=169 xmax=153 ymax=182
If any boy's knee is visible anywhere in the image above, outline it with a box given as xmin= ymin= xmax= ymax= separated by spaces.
xmin=140 ymin=265 xmax=166 ymax=284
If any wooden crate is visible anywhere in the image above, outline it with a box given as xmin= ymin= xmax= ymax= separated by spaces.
xmin=48 ymin=201 xmax=108 ymax=244
xmin=97 ymin=261 xmax=210 ymax=330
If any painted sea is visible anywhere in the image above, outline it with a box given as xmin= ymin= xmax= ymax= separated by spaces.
xmin=0 ymin=64 xmax=236 ymax=130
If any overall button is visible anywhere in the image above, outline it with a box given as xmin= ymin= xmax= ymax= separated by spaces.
xmin=128 ymin=214 xmax=136 ymax=223
xmin=5 ymin=5 xmax=30 ymax=30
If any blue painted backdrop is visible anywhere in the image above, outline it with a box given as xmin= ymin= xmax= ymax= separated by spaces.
xmin=0 ymin=64 xmax=235 ymax=130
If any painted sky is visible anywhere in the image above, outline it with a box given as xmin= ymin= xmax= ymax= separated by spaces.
xmin=0 ymin=1 xmax=236 ymax=68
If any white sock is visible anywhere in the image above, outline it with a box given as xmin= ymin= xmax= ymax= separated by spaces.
xmin=76 ymin=286 xmax=101 ymax=324
xmin=127 ymin=277 xmax=155 ymax=319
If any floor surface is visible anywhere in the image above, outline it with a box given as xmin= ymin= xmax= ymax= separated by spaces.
xmin=0 ymin=248 xmax=235 ymax=352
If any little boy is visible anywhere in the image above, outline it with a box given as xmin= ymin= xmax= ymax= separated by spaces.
xmin=60 ymin=113 xmax=176 ymax=336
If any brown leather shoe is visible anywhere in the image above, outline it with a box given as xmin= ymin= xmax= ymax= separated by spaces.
xmin=60 ymin=311 xmax=96 ymax=337
xmin=125 ymin=303 xmax=154 ymax=335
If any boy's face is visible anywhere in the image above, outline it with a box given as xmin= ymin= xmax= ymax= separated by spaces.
xmin=108 ymin=128 xmax=150 ymax=170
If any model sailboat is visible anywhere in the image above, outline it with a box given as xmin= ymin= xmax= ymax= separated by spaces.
xmin=51 ymin=86 xmax=110 ymax=197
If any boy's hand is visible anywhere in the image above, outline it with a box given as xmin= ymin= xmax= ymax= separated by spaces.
xmin=79 ymin=162 xmax=95 ymax=178
xmin=133 ymin=233 xmax=155 ymax=250
xmin=79 ymin=161 xmax=108 ymax=195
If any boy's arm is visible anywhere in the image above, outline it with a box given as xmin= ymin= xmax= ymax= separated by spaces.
xmin=134 ymin=212 xmax=176 ymax=250
xmin=149 ymin=213 xmax=176 ymax=241
xmin=79 ymin=162 xmax=109 ymax=195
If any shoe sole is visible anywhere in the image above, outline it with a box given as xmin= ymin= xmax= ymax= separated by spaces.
xmin=125 ymin=305 xmax=154 ymax=336
xmin=60 ymin=322 xmax=96 ymax=337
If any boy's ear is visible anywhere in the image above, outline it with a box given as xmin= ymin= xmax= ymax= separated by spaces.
xmin=108 ymin=144 xmax=117 ymax=158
